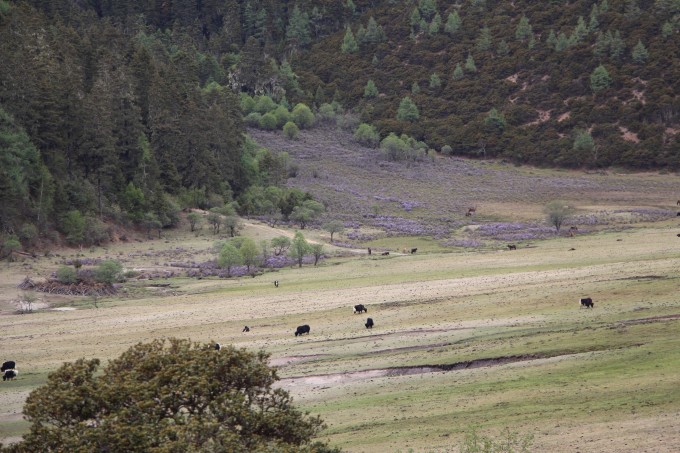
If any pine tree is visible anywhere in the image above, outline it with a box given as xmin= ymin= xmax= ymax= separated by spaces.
xmin=364 ymin=80 xmax=378 ymax=98
xmin=590 ymin=64 xmax=612 ymax=92
xmin=476 ymin=26 xmax=492 ymax=51
xmin=515 ymin=15 xmax=532 ymax=41
xmin=546 ymin=29 xmax=558 ymax=49
xmin=286 ymin=6 xmax=311 ymax=48
xmin=341 ymin=27 xmax=358 ymax=53
xmin=418 ymin=0 xmax=438 ymax=21
xmin=365 ymin=16 xmax=386 ymax=44
xmin=588 ymin=4 xmax=600 ymax=32
xmin=609 ymin=31 xmax=625 ymax=60
xmin=429 ymin=13 xmax=442 ymax=34
xmin=631 ymin=40 xmax=649 ymax=63
xmin=445 ymin=11 xmax=461 ymax=35
xmin=465 ymin=54 xmax=477 ymax=73
xmin=429 ymin=73 xmax=441 ymax=89
xmin=497 ymin=39 xmax=510 ymax=57
xmin=572 ymin=16 xmax=588 ymax=43
xmin=397 ymin=97 xmax=420 ymax=121
xmin=452 ymin=63 xmax=464 ymax=80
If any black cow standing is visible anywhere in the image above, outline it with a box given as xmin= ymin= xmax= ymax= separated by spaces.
xmin=411 ymin=248 xmax=417 ymax=254
xmin=365 ymin=318 xmax=374 ymax=329
xmin=580 ymin=297 xmax=594 ymax=308
xmin=353 ymin=304 xmax=367 ymax=314
xmin=1 ymin=361 xmax=15 ymax=372
xmin=295 ymin=325 xmax=310 ymax=336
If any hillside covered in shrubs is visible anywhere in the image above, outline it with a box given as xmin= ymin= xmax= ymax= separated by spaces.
xmin=0 ymin=0 xmax=678 ymax=250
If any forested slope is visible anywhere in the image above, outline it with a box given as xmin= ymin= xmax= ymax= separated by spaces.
xmin=0 ymin=0 xmax=678 ymax=248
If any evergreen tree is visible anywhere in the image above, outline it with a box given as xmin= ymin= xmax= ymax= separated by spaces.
xmin=364 ymin=17 xmax=386 ymax=44
xmin=418 ymin=0 xmax=438 ymax=21
xmin=397 ymin=97 xmax=420 ymax=121
xmin=445 ymin=11 xmax=461 ymax=35
xmin=429 ymin=13 xmax=442 ymax=34
xmin=429 ymin=73 xmax=442 ymax=89
xmin=410 ymin=8 xmax=422 ymax=31
xmin=632 ymin=40 xmax=649 ymax=64
xmin=497 ymin=39 xmax=510 ymax=57
xmin=555 ymin=32 xmax=570 ymax=51
xmin=546 ymin=29 xmax=558 ymax=49
xmin=484 ymin=108 xmax=506 ymax=133
xmin=515 ymin=15 xmax=532 ymax=41
xmin=572 ymin=16 xmax=588 ymax=43
xmin=411 ymin=81 xmax=421 ymax=94
xmin=364 ymin=80 xmax=378 ymax=98
xmin=609 ymin=31 xmax=626 ymax=60
xmin=464 ymin=54 xmax=477 ymax=73
xmin=341 ymin=27 xmax=358 ymax=53
xmin=452 ymin=63 xmax=464 ymax=80
xmin=286 ymin=6 xmax=311 ymax=48
xmin=594 ymin=32 xmax=610 ymax=57
xmin=588 ymin=4 xmax=600 ymax=32
xmin=590 ymin=64 xmax=612 ymax=92
xmin=476 ymin=26 xmax=492 ymax=51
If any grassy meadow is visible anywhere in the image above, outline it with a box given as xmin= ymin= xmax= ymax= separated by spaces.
xmin=1 ymin=132 xmax=680 ymax=451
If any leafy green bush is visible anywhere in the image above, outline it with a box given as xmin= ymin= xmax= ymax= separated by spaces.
xmin=245 ymin=112 xmax=263 ymax=127
xmin=56 ymin=266 xmax=78 ymax=284
xmin=283 ymin=121 xmax=299 ymax=139
xmin=354 ymin=123 xmax=380 ymax=147
xmin=291 ymin=103 xmax=315 ymax=129
xmin=259 ymin=112 xmax=278 ymax=130
xmin=94 ymin=260 xmax=124 ymax=284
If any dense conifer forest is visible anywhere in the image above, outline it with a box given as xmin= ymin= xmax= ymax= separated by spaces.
xmin=0 ymin=0 xmax=678 ymax=247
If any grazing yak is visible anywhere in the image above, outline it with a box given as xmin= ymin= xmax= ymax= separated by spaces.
xmin=507 ymin=244 xmax=517 ymax=250
xmin=2 ymin=369 xmax=17 ymax=381
xmin=214 ymin=343 xmax=221 ymax=351
xmin=242 ymin=325 xmax=250 ymax=332
xmin=411 ymin=248 xmax=417 ymax=254
xmin=274 ymin=280 xmax=279 ymax=287
xmin=1 ymin=361 xmax=15 ymax=372
xmin=353 ymin=304 xmax=367 ymax=314
xmin=365 ymin=318 xmax=374 ymax=329
xmin=295 ymin=325 xmax=310 ymax=336
xmin=580 ymin=297 xmax=594 ymax=308
xmin=381 ymin=251 xmax=389 ymax=256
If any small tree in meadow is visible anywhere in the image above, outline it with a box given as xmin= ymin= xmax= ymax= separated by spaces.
xmin=323 ymin=220 xmax=345 ymax=242
xmin=310 ymin=243 xmax=324 ymax=266
xmin=239 ymin=238 xmax=259 ymax=272
xmin=271 ymin=236 xmax=291 ymax=256
xmin=218 ymin=242 xmax=242 ymax=277
xmin=544 ymin=201 xmax=575 ymax=234
xmin=187 ymin=212 xmax=202 ymax=232
xmin=290 ymin=200 xmax=325 ymax=229
xmin=289 ymin=231 xmax=310 ymax=268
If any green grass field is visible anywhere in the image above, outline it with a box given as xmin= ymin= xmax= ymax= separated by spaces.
xmin=1 ymin=165 xmax=680 ymax=451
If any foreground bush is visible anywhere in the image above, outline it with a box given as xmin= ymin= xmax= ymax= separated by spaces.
xmin=3 ymin=339 xmax=341 ymax=453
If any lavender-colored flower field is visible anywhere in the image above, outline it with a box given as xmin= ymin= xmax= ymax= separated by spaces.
xmin=249 ymin=127 xmax=679 ymax=245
